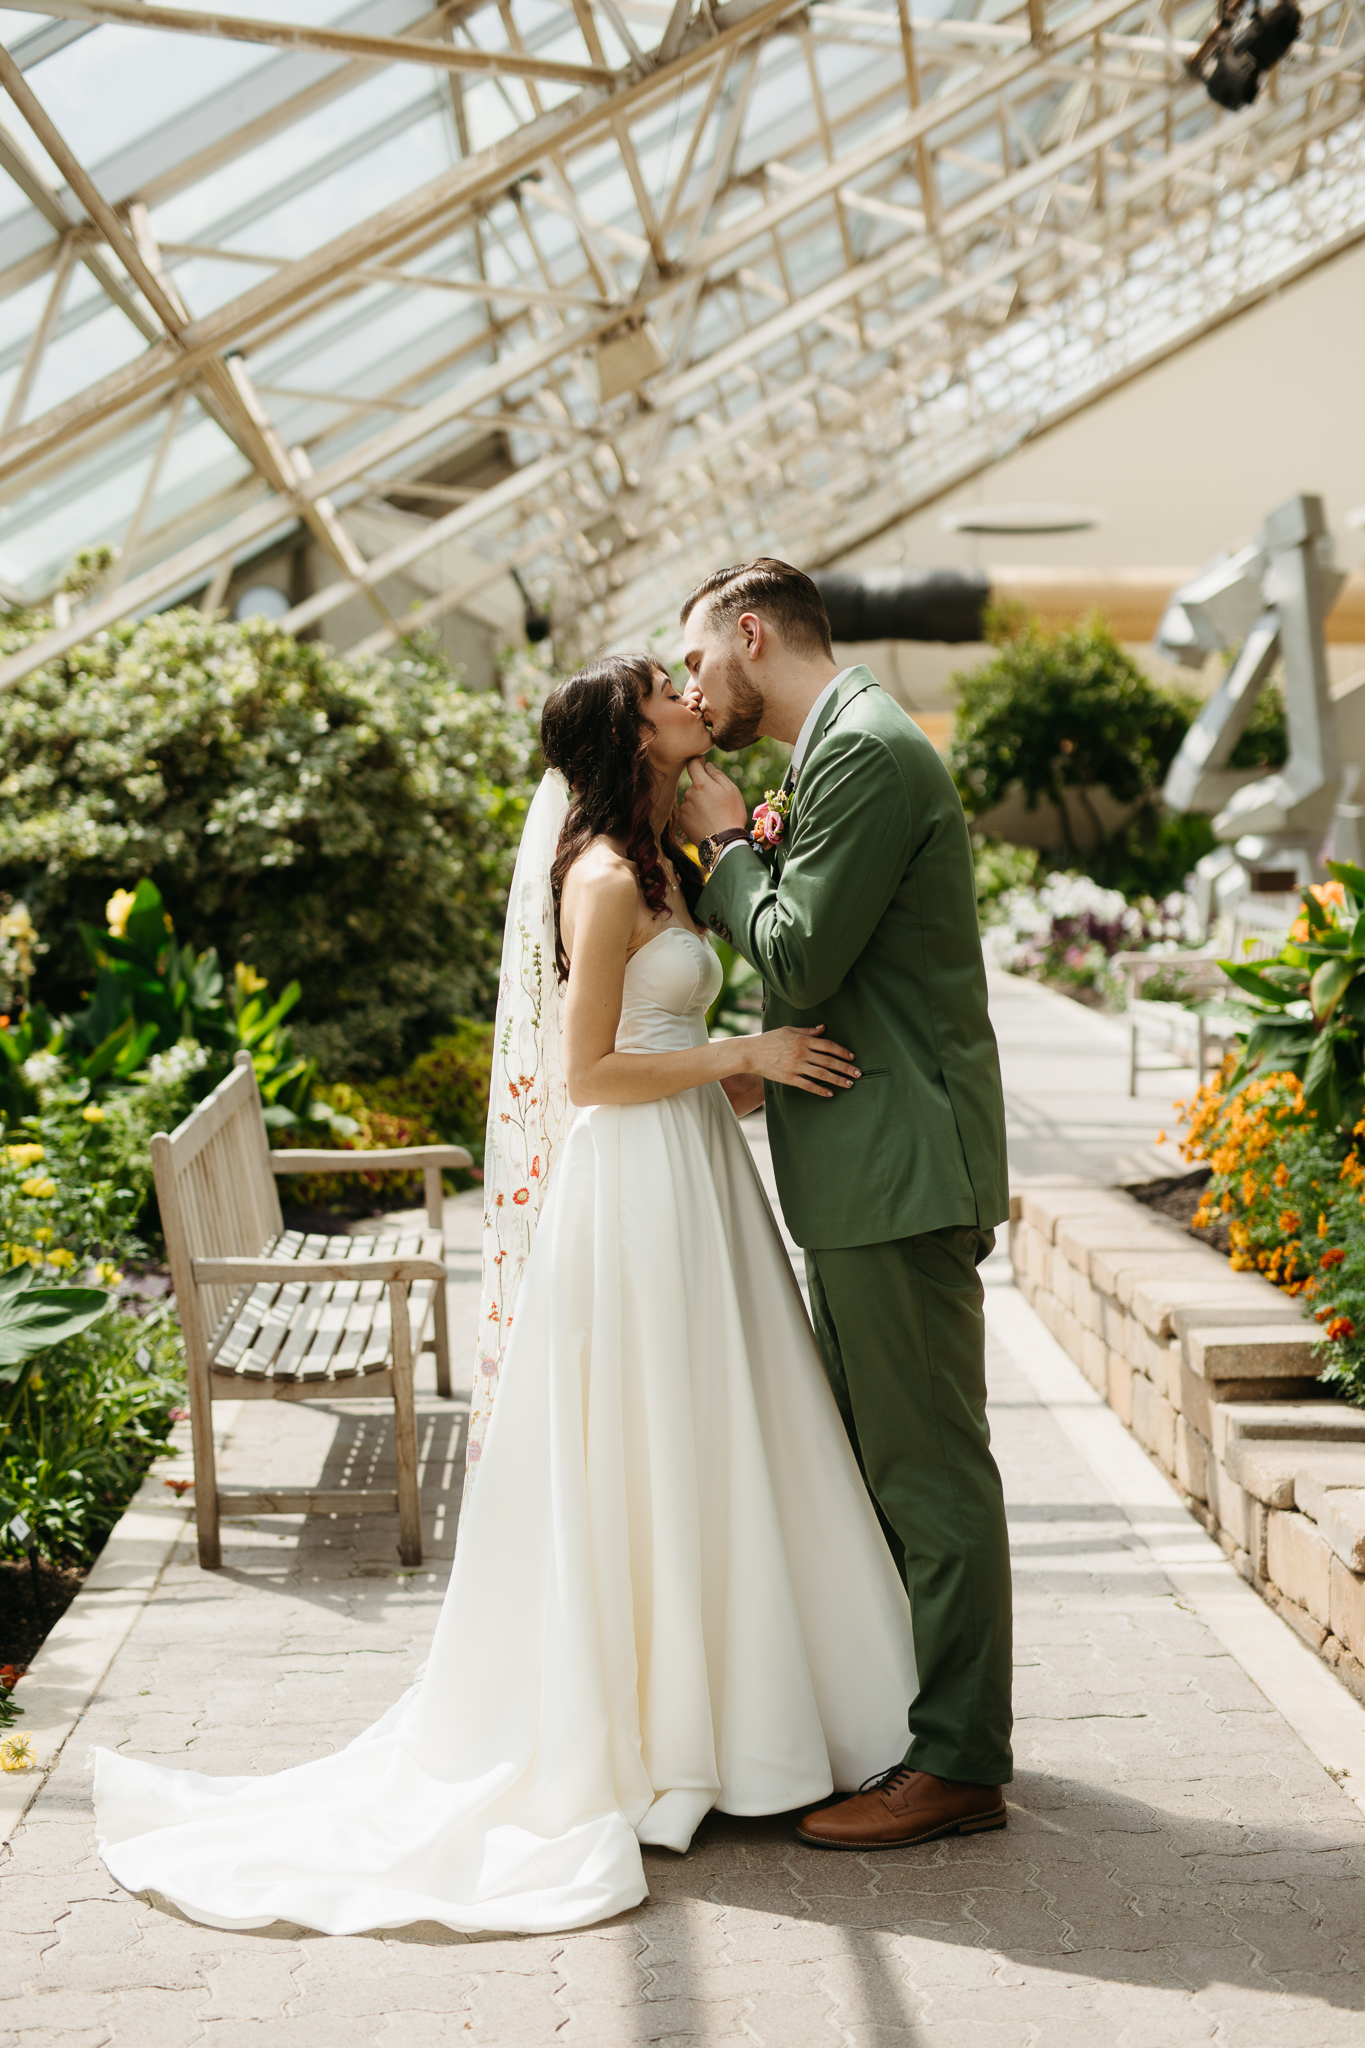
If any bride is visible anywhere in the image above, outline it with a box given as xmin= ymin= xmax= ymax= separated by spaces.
xmin=93 ymin=652 xmax=917 ymax=1937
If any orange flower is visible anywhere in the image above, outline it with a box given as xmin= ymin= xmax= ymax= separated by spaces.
xmin=1278 ymin=1210 xmax=1301 ymax=1234
xmin=1273 ymin=1162 xmax=1289 ymax=1189
xmin=513 ymin=1187 xmax=529 ymax=1204
xmin=1327 ymin=1316 xmax=1355 ymax=1341
xmin=1321 ymin=1247 xmax=1346 ymax=1268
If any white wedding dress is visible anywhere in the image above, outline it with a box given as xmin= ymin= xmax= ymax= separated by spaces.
xmin=94 ymin=926 xmax=916 ymax=1936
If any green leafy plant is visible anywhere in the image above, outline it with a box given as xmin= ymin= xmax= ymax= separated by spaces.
xmin=0 ymin=1299 xmax=184 ymax=1564
xmin=0 ymin=610 xmax=540 ymax=1078
xmin=1216 ymin=869 xmax=1365 ymax=1132
xmin=0 ymin=1263 xmax=109 ymax=1374
xmin=1 ymin=1125 xmax=141 ymax=1276
xmin=950 ymin=615 xmax=1200 ymax=856
xmin=366 ymin=1019 xmax=494 ymax=1157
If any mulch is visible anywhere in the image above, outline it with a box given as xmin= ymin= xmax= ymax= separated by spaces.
xmin=0 ymin=1555 xmax=87 ymax=1672
xmin=1126 ymin=1164 xmax=1231 ymax=1255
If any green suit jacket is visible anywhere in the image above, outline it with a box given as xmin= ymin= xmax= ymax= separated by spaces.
xmin=696 ymin=666 xmax=1008 ymax=1250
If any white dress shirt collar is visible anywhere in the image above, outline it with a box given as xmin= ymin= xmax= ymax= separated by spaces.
xmin=791 ymin=670 xmax=851 ymax=778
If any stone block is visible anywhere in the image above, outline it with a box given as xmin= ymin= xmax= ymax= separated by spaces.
xmin=1209 ymin=1458 xmax=1265 ymax=1567
xmin=1056 ymin=1302 xmax=1086 ymax=1370
xmin=1034 ymin=1289 xmax=1065 ymax=1346
xmin=1274 ymin=1589 xmax=1329 ymax=1651
xmin=1171 ymin=1298 xmax=1308 ymax=1339
xmin=1081 ymin=1328 xmax=1108 ymax=1394
xmin=1330 ymin=1553 xmax=1365 ymax=1662
xmin=1298 ymin=1483 xmax=1365 ymax=1572
xmin=1266 ymin=1509 xmax=1332 ymax=1627
xmin=1098 ymin=1293 xmax=1130 ymax=1352
xmin=1175 ymin=1416 xmax=1210 ymax=1503
xmin=1133 ymin=1323 xmax=1176 ymax=1387
xmin=1073 ymin=1272 xmax=1103 ymax=1336
xmin=1106 ymin=1352 xmax=1133 ymax=1426
xmin=1056 ymin=1215 xmax=1188 ymax=1279
xmin=1131 ymin=1375 xmax=1176 ymax=1474
xmin=1089 ymin=1246 xmax=1200 ymax=1299
xmin=1127 ymin=1262 xmax=1261 ymax=1335
xmin=1018 ymin=1184 xmax=1124 ymax=1243
xmin=1186 ymin=1323 xmax=1320 ymax=1381
xmin=1211 ymin=1401 xmax=1365 ymax=1462
xmin=1223 ymin=1440 xmax=1300 ymax=1509
xmin=1178 ymin=1356 xmax=1214 ymax=1439
xmin=1048 ymin=1247 xmax=1074 ymax=1314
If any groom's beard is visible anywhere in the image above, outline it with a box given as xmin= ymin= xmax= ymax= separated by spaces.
xmin=708 ymin=653 xmax=765 ymax=751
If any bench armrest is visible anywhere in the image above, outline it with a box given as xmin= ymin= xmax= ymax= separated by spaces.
xmin=268 ymin=1145 xmax=473 ymax=1173
xmin=192 ymin=1256 xmax=448 ymax=1286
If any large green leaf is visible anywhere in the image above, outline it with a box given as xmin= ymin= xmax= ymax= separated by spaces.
xmin=1328 ymin=860 xmax=1365 ymax=905
xmin=1311 ymin=955 xmax=1358 ymax=1024
xmin=1303 ymin=1031 xmax=1342 ymax=1117
xmin=1218 ymin=961 xmax=1297 ymax=1007
xmin=0 ymin=1266 xmax=111 ymax=1375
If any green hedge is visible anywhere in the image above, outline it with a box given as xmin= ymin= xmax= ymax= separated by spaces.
xmin=0 ymin=610 xmax=540 ymax=1079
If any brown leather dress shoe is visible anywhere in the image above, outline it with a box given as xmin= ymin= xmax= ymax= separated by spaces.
xmin=797 ymin=1765 xmax=1007 ymax=1850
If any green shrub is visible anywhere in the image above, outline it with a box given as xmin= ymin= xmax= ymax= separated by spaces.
xmin=950 ymin=615 xmax=1201 ymax=857
xmin=368 ymin=1019 xmax=495 ymax=1158
xmin=0 ymin=610 xmax=540 ymax=1079
xmin=0 ymin=1300 xmax=184 ymax=1564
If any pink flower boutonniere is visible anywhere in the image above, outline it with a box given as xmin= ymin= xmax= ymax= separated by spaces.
xmin=751 ymin=785 xmax=793 ymax=853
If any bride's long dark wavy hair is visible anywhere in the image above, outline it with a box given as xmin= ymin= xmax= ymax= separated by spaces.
xmin=541 ymin=652 xmax=700 ymax=983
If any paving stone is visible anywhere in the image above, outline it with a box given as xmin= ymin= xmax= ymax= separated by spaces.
xmin=1186 ymin=1324 xmax=1322 ymax=1380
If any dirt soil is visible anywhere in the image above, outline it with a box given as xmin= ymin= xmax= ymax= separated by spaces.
xmin=0 ymin=1555 xmax=86 ymax=1672
xmin=1126 ymin=1165 xmax=1232 ymax=1257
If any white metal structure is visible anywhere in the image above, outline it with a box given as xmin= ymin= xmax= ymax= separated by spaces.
xmin=0 ymin=0 xmax=1361 ymax=677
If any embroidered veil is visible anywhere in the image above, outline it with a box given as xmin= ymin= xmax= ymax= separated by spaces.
xmin=466 ymin=770 xmax=574 ymax=1472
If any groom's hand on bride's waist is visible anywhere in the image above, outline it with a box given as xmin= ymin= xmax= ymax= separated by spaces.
xmin=678 ymin=758 xmax=747 ymax=848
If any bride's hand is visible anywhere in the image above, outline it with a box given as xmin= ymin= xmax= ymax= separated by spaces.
xmin=743 ymin=1026 xmax=859 ymax=1098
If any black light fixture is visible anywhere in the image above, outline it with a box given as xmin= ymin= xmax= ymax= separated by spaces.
xmin=1189 ymin=0 xmax=1301 ymax=110
xmin=509 ymin=567 xmax=552 ymax=643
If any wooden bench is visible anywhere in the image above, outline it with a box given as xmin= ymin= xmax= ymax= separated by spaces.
xmin=152 ymin=1050 xmax=471 ymax=1569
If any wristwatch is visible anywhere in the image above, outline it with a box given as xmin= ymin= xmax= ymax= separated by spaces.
xmin=697 ymin=827 xmax=750 ymax=875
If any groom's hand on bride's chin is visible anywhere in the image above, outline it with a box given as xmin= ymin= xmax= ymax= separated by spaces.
xmin=678 ymin=759 xmax=747 ymax=846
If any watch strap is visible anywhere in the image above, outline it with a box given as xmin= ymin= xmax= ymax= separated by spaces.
xmin=700 ymin=827 xmax=750 ymax=870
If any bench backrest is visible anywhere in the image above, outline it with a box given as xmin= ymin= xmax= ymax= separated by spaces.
xmin=151 ymin=1051 xmax=283 ymax=1357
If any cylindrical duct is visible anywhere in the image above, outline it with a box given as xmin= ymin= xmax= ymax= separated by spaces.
xmin=813 ymin=567 xmax=989 ymax=644
xmin=812 ymin=564 xmax=1365 ymax=644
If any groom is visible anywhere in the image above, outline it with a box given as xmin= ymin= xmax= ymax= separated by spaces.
xmin=676 ymin=558 xmax=1013 ymax=1849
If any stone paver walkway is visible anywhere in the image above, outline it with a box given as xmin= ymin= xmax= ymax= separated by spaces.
xmin=5 ymin=978 xmax=1365 ymax=2045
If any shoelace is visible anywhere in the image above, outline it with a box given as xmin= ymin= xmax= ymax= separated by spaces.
xmin=857 ymin=1763 xmax=918 ymax=1797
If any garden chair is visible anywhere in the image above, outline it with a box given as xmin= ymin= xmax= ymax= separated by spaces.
xmin=152 ymin=1050 xmax=471 ymax=1569
xmin=1116 ymin=905 xmax=1295 ymax=1097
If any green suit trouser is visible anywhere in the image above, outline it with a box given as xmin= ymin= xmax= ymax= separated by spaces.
xmin=805 ymin=1224 xmax=1014 ymax=1786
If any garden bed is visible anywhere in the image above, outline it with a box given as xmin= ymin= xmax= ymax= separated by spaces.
xmin=0 ymin=1556 xmax=84 ymax=1671
xmin=1012 ymin=1180 xmax=1365 ymax=1701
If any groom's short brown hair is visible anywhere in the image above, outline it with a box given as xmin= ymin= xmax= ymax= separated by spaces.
xmin=680 ymin=558 xmax=834 ymax=660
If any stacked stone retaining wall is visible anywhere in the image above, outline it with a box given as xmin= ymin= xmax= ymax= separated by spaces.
xmin=1011 ymin=1181 xmax=1365 ymax=1702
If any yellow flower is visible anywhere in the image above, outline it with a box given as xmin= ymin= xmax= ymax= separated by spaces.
xmin=234 ymin=961 xmax=268 ymax=1004
xmin=81 ymin=1104 xmax=105 ymax=1124
xmin=32 ymin=1227 xmax=52 ymax=1245
xmin=5 ymin=1144 xmax=43 ymax=1167
xmin=20 ymin=1178 xmax=55 ymax=1199
xmin=45 ymin=1247 xmax=74 ymax=1270
xmin=8 ymin=1245 xmax=43 ymax=1267
xmin=105 ymin=888 xmax=136 ymax=938
xmin=0 ymin=1735 xmax=34 ymax=1772
xmin=94 ymin=1262 xmax=124 ymax=1288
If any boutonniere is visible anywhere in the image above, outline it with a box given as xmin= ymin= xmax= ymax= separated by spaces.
xmin=751 ymin=786 xmax=792 ymax=853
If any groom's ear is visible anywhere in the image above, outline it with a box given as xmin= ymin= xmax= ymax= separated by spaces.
xmin=737 ymin=610 xmax=766 ymax=660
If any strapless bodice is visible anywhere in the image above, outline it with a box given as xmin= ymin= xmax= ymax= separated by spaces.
xmin=617 ymin=926 xmax=722 ymax=1053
